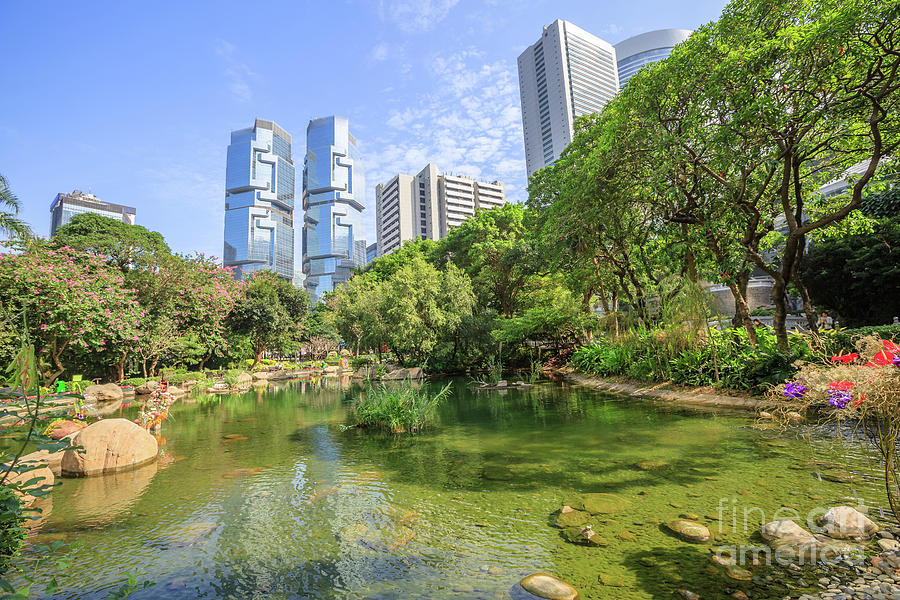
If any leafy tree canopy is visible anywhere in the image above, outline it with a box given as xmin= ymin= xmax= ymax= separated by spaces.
xmin=52 ymin=213 xmax=170 ymax=270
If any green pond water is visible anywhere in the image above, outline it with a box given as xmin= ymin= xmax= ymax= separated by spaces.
xmin=21 ymin=378 xmax=888 ymax=599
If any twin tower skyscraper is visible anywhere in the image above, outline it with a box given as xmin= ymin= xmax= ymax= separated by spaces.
xmin=223 ymin=116 xmax=365 ymax=302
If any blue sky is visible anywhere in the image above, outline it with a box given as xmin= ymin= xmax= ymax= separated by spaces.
xmin=0 ymin=0 xmax=727 ymax=260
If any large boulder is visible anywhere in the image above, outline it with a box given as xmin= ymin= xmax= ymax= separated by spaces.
xmin=268 ymin=370 xmax=292 ymax=381
xmin=818 ymin=506 xmax=879 ymax=540
xmin=134 ymin=381 xmax=159 ymax=395
xmin=236 ymin=372 xmax=252 ymax=386
xmin=382 ymin=368 xmax=409 ymax=380
xmin=406 ymin=367 xmax=425 ymax=380
xmin=60 ymin=418 xmax=158 ymax=477
xmin=83 ymin=383 xmax=124 ymax=405
xmin=251 ymin=371 xmax=270 ymax=381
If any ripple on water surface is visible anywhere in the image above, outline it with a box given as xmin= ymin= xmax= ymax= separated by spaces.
xmin=20 ymin=379 xmax=886 ymax=599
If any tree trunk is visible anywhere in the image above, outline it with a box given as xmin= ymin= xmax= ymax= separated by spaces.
xmin=116 ymin=351 xmax=127 ymax=383
xmin=728 ymin=281 xmax=758 ymax=345
xmin=771 ymin=276 xmax=790 ymax=349
xmin=150 ymin=357 xmax=159 ymax=377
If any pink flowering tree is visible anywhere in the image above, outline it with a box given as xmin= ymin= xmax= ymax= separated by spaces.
xmin=129 ymin=253 xmax=244 ymax=374
xmin=0 ymin=243 xmax=143 ymax=383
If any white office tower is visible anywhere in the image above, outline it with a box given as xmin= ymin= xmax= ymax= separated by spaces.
xmin=517 ymin=20 xmax=619 ymax=178
xmin=375 ymin=163 xmax=506 ymax=257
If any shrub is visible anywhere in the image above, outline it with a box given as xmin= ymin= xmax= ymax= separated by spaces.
xmin=824 ymin=325 xmax=900 ymax=355
xmin=164 ymin=371 xmax=205 ymax=384
xmin=765 ymin=336 xmax=900 ymax=521
xmin=353 ymin=382 xmax=452 ymax=433
xmin=0 ymin=485 xmax=25 ymax=566
xmin=571 ymin=327 xmax=809 ymax=393
xmin=121 ymin=377 xmax=147 ymax=387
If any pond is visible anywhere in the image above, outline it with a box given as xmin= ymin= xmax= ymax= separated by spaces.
xmin=22 ymin=378 xmax=886 ymax=599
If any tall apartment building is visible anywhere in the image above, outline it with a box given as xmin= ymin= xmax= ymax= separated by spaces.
xmin=615 ymin=29 xmax=692 ymax=88
xmin=302 ymin=116 xmax=366 ymax=302
xmin=375 ymin=163 xmax=506 ymax=257
xmin=517 ymin=20 xmax=619 ymax=178
xmin=49 ymin=190 xmax=135 ymax=236
xmin=223 ymin=119 xmax=295 ymax=281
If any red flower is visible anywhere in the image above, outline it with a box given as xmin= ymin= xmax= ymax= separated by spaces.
xmin=871 ymin=351 xmax=896 ymax=367
xmin=829 ymin=381 xmax=855 ymax=391
xmin=884 ymin=340 xmax=900 ymax=354
xmin=831 ymin=353 xmax=858 ymax=364
xmin=854 ymin=392 xmax=866 ymax=407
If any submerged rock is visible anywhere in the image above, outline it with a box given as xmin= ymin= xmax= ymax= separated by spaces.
xmin=634 ymin=460 xmax=666 ymax=471
xmin=518 ymin=573 xmax=579 ymax=600
xmin=552 ymin=506 xmax=590 ymax=529
xmin=581 ymin=493 xmax=630 ymax=515
xmin=562 ymin=525 xmax=608 ymax=547
xmin=667 ymin=519 xmax=711 ymax=543
xmin=818 ymin=506 xmax=879 ymax=540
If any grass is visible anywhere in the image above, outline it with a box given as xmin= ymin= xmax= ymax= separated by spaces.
xmin=353 ymin=382 xmax=452 ymax=433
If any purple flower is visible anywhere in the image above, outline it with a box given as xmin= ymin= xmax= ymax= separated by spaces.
xmin=783 ymin=382 xmax=808 ymax=400
xmin=828 ymin=390 xmax=852 ymax=409
xmin=893 ymin=355 xmax=900 ymax=368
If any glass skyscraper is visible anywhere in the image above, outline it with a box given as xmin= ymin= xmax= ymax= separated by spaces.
xmin=223 ymin=119 xmax=295 ymax=281
xmin=302 ymin=116 xmax=366 ymax=302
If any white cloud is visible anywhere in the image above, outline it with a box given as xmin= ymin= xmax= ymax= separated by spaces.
xmin=369 ymin=41 xmax=390 ymax=62
xmin=386 ymin=0 xmax=460 ymax=32
xmin=362 ymin=48 xmax=527 ymax=242
xmin=215 ymin=40 xmax=254 ymax=103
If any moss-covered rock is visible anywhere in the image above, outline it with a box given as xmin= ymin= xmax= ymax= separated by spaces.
xmin=553 ymin=507 xmax=590 ymax=529
xmin=666 ymin=519 xmax=711 ymax=543
xmin=581 ymin=493 xmax=630 ymax=515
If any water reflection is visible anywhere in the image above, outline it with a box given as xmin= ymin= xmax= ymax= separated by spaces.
xmin=17 ymin=379 xmax=889 ymax=599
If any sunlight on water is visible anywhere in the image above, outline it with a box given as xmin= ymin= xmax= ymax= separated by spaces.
xmin=20 ymin=379 xmax=887 ymax=599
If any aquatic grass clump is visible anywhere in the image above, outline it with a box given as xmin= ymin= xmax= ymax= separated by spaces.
xmin=353 ymin=382 xmax=451 ymax=433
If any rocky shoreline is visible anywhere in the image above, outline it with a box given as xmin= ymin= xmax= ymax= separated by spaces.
xmin=565 ymin=372 xmax=761 ymax=410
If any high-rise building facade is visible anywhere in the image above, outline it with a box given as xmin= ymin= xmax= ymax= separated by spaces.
xmin=375 ymin=163 xmax=506 ymax=257
xmin=49 ymin=190 xmax=135 ymax=236
xmin=615 ymin=29 xmax=692 ymax=88
xmin=302 ymin=116 xmax=366 ymax=302
xmin=223 ymin=119 xmax=295 ymax=281
xmin=517 ymin=20 xmax=619 ymax=178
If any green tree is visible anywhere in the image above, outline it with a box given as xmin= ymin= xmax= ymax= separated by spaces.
xmin=379 ymin=255 xmax=475 ymax=365
xmin=227 ymin=271 xmax=310 ymax=369
xmin=801 ymin=217 xmax=900 ymax=327
xmin=432 ymin=204 xmax=538 ymax=317
xmin=0 ymin=174 xmax=31 ymax=239
xmin=52 ymin=212 xmax=170 ymax=270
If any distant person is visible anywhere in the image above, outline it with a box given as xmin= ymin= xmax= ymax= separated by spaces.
xmin=817 ymin=311 xmax=834 ymax=331
xmin=752 ymin=318 xmax=766 ymax=328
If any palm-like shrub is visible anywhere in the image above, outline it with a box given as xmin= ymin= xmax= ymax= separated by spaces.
xmin=0 ymin=174 xmax=30 ymax=239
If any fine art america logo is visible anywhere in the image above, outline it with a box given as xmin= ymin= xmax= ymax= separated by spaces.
xmin=714 ymin=496 xmax=876 ymax=566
